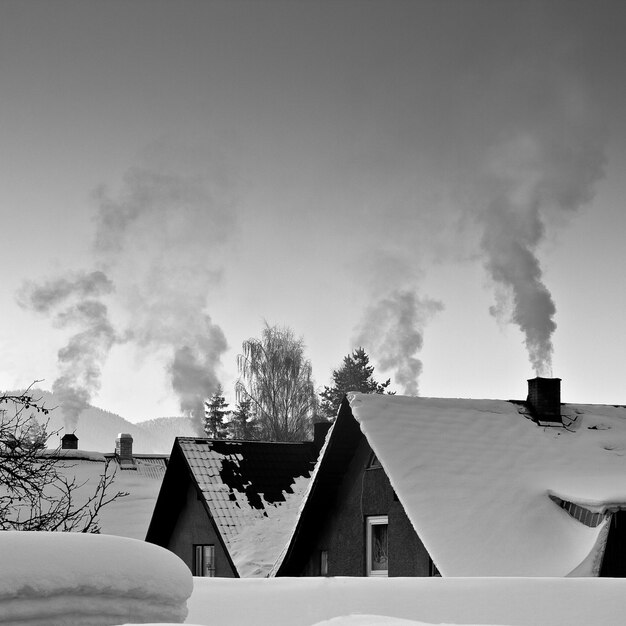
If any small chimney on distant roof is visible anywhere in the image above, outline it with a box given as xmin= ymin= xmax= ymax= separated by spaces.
xmin=115 ymin=433 xmax=133 ymax=462
xmin=527 ymin=377 xmax=562 ymax=425
xmin=61 ymin=433 xmax=78 ymax=450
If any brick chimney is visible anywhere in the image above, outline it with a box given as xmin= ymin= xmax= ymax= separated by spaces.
xmin=527 ymin=377 xmax=562 ymax=425
xmin=61 ymin=433 xmax=78 ymax=450
xmin=115 ymin=433 xmax=133 ymax=461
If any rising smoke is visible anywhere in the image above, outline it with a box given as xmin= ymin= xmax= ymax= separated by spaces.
xmin=19 ymin=162 xmax=236 ymax=433
xmin=478 ymin=127 xmax=605 ymax=376
xmin=355 ymin=289 xmax=443 ymax=396
xmin=92 ymin=166 xmax=234 ymax=431
xmin=18 ymin=271 xmax=117 ymax=431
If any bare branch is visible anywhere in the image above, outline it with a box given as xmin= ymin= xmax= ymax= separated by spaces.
xmin=0 ymin=384 xmax=127 ymax=532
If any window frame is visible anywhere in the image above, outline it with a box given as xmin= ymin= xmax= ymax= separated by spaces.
xmin=365 ymin=515 xmax=389 ymax=577
xmin=320 ymin=549 xmax=328 ymax=576
xmin=193 ymin=544 xmax=216 ymax=577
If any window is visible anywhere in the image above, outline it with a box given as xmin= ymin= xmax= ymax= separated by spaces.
xmin=320 ymin=550 xmax=328 ymax=576
xmin=366 ymin=515 xmax=388 ymax=576
xmin=194 ymin=544 xmax=216 ymax=577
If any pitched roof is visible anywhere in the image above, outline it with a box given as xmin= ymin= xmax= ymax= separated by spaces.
xmin=348 ymin=393 xmax=626 ymax=576
xmin=44 ymin=450 xmax=168 ymax=539
xmin=275 ymin=393 xmax=626 ymax=577
xmin=150 ymin=437 xmax=318 ymax=577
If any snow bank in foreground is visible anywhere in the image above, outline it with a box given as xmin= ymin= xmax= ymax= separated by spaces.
xmin=310 ymin=617 xmax=504 ymax=626
xmin=123 ymin=615 xmax=496 ymax=626
xmin=185 ymin=576 xmax=626 ymax=626
xmin=0 ymin=532 xmax=192 ymax=626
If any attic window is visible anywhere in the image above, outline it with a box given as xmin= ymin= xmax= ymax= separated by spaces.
xmin=550 ymin=495 xmax=606 ymax=528
xmin=367 ymin=452 xmax=382 ymax=469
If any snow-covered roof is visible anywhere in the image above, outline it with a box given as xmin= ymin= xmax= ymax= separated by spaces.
xmin=347 ymin=392 xmax=626 ymax=576
xmin=154 ymin=438 xmax=318 ymax=577
xmin=53 ymin=451 xmax=168 ymax=539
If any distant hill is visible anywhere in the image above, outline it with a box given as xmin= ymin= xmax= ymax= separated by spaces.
xmin=134 ymin=415 xmax=199 ymax=451
xmin=3 ymin=389 xmax=198 ymax=454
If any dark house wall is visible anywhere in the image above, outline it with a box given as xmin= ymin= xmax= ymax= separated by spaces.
xmin=301 ymin=438 xmax=431 ymax=576
xmin=167 ymin=482 xmax=236 ymax=578
xmin=601 ymin=511 xmax=626 ymax=577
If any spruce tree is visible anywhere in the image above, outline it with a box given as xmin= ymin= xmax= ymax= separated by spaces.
xmin=319 ymin=347 xmax=392 ymax=420
xmin=203 ymin=385 xmax=230 ymax=438
xmin=228 ymin=398 xmax=260 ymax=440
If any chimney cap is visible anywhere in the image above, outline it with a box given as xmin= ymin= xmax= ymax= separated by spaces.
xmin=527 ymin=376 xmax=561 ymax=382
xmin=116 ymin=432 xmax=133 ymax=439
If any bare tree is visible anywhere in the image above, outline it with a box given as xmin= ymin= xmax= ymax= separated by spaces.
xmin=0 ymin=384 xmax=127 ymax=532
xmin=236 ymin=324 xmax=317 ymax=441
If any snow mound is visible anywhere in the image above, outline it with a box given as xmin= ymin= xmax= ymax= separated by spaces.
xmin=311 ymin=617 xmax=504 ymax=626
xmin=0 ymin=532 xmax=192 ymax=626
xmin=185 ymin=576 xmax=626 ymax=626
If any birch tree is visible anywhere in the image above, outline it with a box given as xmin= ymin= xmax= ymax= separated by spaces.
xmin=236 ymin=324 xmax=317 ymax=441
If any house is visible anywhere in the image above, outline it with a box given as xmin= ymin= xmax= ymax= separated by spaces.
xmin=60 ymin=433 xmax=168 ymax=539
xmin=55 ymin=433 xmax=168 ymax=539
xmin=145 ymin=425 xmax=328 ymax=578
xmin=273 ymin=378 xmax=626 ymax=577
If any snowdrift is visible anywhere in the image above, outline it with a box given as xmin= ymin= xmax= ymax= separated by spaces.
xmin=0 ymin=532 xmax=192 ymax=626
xmin=185 ymin=576 xmax=626 ymax=626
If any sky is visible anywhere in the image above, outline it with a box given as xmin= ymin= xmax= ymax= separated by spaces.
xmin=1 ymin=0 xmax=626 ymax=425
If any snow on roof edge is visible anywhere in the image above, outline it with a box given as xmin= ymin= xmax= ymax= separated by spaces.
xmin=269 ymin=421 xmax=336 ymax=576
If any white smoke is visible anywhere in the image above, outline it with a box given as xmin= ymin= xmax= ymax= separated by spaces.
xmin=19 ymin=158 xmax=236 ymax=432
xmin=18 ymin=271 xmax=118 ymax=431
xmin=478 ymin=128 xmax=605 ymax=375
xmin=354 ymin=289 xmax=443 ymax=395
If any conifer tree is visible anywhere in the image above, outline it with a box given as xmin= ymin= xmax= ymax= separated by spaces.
xmin=203 ymin=385 xmax=230 ymax=438
xmin=319 ymin=347 xmax=392 ymax=420
xmin=228 ymin=398 xmax=260 ymax=440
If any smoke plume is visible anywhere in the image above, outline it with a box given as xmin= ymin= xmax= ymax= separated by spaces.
xmin=478 ymin=128 xmax=605 ymax=375
xmin=18 ymin=271 xmax=117 ymax=430
xmin=91 ymin=165 xmax=235 ymax=431
xmin=169 ymin=322 xmax=227 ymax=425
xmin=19 ymin=157 xmax=235 ymax=431
xmin=354 ymin=289 xmax=443 ymax=395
